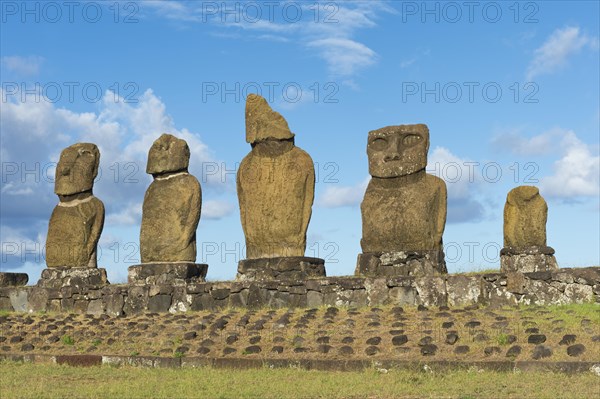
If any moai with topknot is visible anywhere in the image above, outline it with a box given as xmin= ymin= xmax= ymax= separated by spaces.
xmin=128 ymin=134 xmax=207 ymax=285
xmin=236 ymin=94 xmax=325 ymax=281
xmin=356 ymin=124 xmax=448 ymax=277
xmin=500 ymin=186 xmax=558 ymax=272
xmin=40 ymin=143 xmax=108 ymax=288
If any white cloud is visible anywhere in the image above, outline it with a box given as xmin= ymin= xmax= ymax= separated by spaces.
xmin=526 ymin=26 xmax=598 ymax=80
xmin=428 ymin=147 xmax=474 ymax=199
xmin=307 ymin=38 xmax=377 ymax=77
xmin=541 ymin=131 xmax=599 ymax=198
xmin=1 ymin=86 xmax=222 ymax=233
xmin=1 ymin=55 xmax=44 ymax=76
xmin=202 ymin=200 xmax=235 ymax=220
xmin=318 ymin=176 xmax=369 ymax=208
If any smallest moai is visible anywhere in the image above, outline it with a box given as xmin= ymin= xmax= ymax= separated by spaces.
xmin=128 ymin=134 xmax=208 ymax=285
xmin=500 ymin=186 xmax=558 ymax=272
xmin=40 ymin=143 xmax=108 ymax=289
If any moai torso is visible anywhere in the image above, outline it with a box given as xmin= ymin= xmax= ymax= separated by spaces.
xmin=238 ymin=143 xmax=314 ymax=258
xmin=361 ymin=173 xmax=446 ymax=252
xmin=237 ymin=94 xmax=315 ymax=259
xmin=504 ymin=186 xmax=547 ymax=249
xmin=46 ymin=196 xmax=104 ymax=267
xmin=360 ymin=124 xmax=447 ymax=253
xmin=140 ymin=134 xmax=202 ymax=263
xmin=45 ymin=143 xmax=104 ymax=268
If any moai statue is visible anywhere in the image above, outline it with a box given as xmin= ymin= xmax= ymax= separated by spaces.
xmin=236 ymin=94 xmax=325 ymax=281
xmin=128 ymin=134 xmax=207 ymax=285
xmin=500 ymin=186 xmax=558 ymax=272
xmin=356 ymin=124 xmax=448 ymax=277
xmin=40 ymin=143 xmax=108 ymax=288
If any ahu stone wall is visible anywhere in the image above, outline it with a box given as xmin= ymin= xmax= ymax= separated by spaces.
xmin=0 ymin=267 xmax=598 ymax=316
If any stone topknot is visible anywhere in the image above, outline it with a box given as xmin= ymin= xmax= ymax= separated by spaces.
xmin=245 ymin=94 xmax=294 ymax=144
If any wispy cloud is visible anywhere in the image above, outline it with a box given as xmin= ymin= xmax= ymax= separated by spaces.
xmin=140 ymin=1 xmax=393 ymax=78
xmin=526 ymin=26 xmax=599 ymax=80
xmin=307 ymin=38 xmax=377 ymax=76
xmin=1 ymin=55 xmax=44 ymax=76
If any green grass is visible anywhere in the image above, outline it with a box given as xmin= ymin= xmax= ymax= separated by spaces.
xmin=1 ymin=361 xmax=599 ymax=399
xmin=61 ymin=335 xmax=74 ymax=346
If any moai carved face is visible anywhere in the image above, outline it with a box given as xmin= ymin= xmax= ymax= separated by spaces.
xmin=245 ymin=94 xmax=294 ymax=144
xmin=146 ymin=134 xmax=190 ymax=175
xmin=367 ymin=124 xmax=430 ymax=178
xmin=54 ymin=143 xmax=100 ymax=196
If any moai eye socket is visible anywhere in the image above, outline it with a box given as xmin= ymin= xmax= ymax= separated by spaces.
xmin=369 ymin=137 xmax=388 ymax=151
xmin=402 ymin=134 xmax=422 ymax=146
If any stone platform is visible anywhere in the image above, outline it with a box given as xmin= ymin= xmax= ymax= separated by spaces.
xmin=237 ymin=257 xmax=326 ymax=281
xmin=0 ymin=272 xmax=28 ymax=287
xmin=500 ymin=246 xmax=559 ymax=273
xmin=1 ymin=267 xmax=598 ymax=315
xmin=356 ymin=250 xmax=447 ymax=277
xmin=37 ymin=267 xmax=109 ymax=289
xmin=128 ymin=263 xmax=208 ymax=285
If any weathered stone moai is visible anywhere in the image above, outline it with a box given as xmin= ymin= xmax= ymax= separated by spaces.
xmin=356 ymin=124 xmax=448 ymax=277
xmin=128 ymin=134 xmax=207 ymax=285
xmin=500 ymin=186 xmax=558 ymax=272
xmin=236 ymin=94 xmax=325 ymax=281
xmin=40 ymin=143 xmax=108 ymax=288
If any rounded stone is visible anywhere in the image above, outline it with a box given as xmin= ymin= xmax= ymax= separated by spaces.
xmin=21 ymin=343 xmax=34 ymax=352
xmin=506 ymin=345 xmax=522 ymax=358
xmin=531 ymin=345 xmax=552 ymax=360
xmin=445 ymin=333 xmax=459 ymax=345
xmin=249 ymin=336 xmax=261 ymax=344
xmin=223 ymin=347 xmax=237 ymax=355
xmin=196 ymin=347 xmax=210 ymax=355
xmin=420 ymin=344 xmax=437 ymax=356
xmin=338 ymin=346 xmax=354 ymax=356
xmin=341 ymin=337 xmax=354 ymax=344
xmin=567 ymin=344 xmax=585 ymax=357
xmin=392 ymin=335 xmax=408 ymax=346
xmin=528 ymin=334 xmax=546 ymax=344
xmin=442 ymin=321 xmax=454 ymax=329
xmin=559 ymin=334 xmax=576 ymax=345
xmin=484 ymin=346 xmax=501 ymax=357
xmin=244 ymin=345 xmax=262 ymax=354
xmin=454 ymin=345 xmax=470 ymax=354
xmin=316 ymin=336 xmax=330 ymax=344
xmin=365 ymin=346 xmax=380 ymax=356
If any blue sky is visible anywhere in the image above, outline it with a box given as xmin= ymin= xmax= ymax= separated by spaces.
xmin=1 ymin=0 xmax=599 ymax=283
